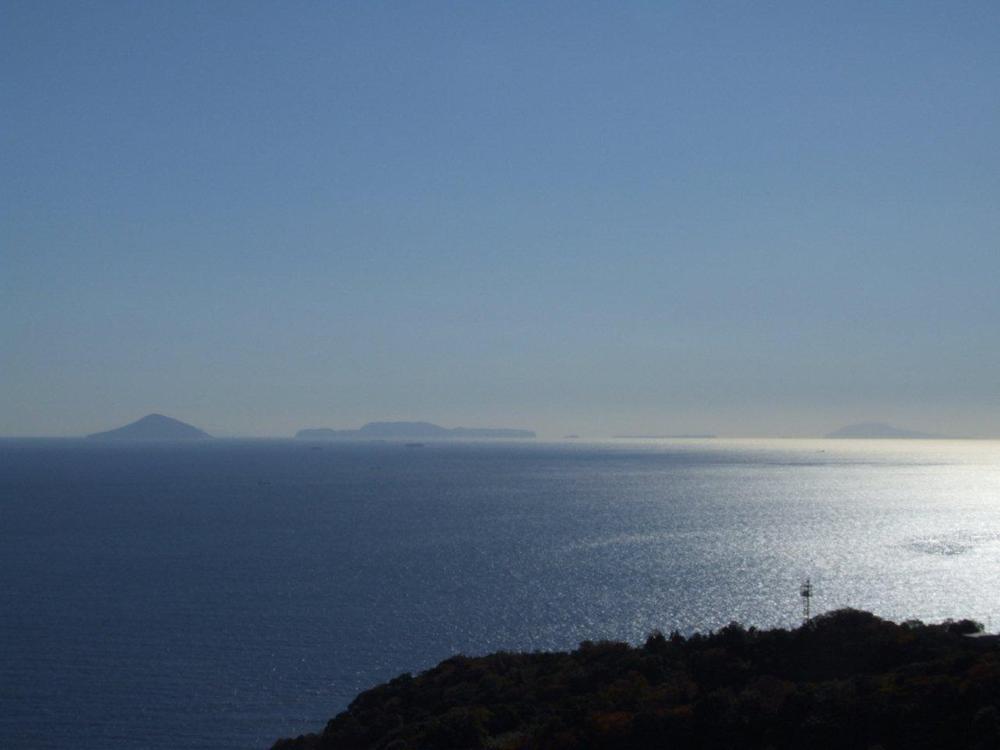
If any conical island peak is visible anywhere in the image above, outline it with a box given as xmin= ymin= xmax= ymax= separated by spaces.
xmin=87 ymin=414 xmax=211 ymax=440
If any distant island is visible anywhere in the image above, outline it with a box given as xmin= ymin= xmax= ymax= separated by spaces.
xmin=86 ymin=414 xmax=211 ymax=440
xmin=825 ymin=422 xmax=940 ymax=439
xmin=272 ymin=609 xmax=995 ymax=750
xmin=295 ymin=421 xmax=535 ymax=440
xmin=615 ymin=434 xmax=717 ymax=439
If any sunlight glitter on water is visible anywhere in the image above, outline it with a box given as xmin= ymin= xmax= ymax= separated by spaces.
xmin=2 ymin=438 xmax=1000 ymax=748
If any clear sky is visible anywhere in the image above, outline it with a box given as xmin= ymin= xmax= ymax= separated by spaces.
xmin=3 ymin=2 xmax=998 ymax=438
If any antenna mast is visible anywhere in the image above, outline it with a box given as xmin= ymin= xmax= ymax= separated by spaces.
xmin=800 ymin=578 xmax=812 ymax=623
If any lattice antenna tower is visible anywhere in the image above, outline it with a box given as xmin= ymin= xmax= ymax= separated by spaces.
xmin=800 ymin=578 xmax=813 ymax=623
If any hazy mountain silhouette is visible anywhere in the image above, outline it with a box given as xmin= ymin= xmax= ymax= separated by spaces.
xmin=87 ymin=414 xmax=211 ymax=440
xmin=296 ymin=421 xmax=535 ymax=440
xmin=825 ymin=422 xmax=939 ymax=439
xmin=614 ymin=433 xmax=717 ymax=439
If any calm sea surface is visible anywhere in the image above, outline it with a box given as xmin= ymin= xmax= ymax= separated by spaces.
xmin=2 ymin=438 xmax=999 ymax=749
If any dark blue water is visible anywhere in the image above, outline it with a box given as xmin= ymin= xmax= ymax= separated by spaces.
xmin=2 ymin=438 xmax=999 ymax=749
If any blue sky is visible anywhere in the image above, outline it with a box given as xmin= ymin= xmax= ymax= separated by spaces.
xmin=3 ymin=2 xmax=999 ymax=437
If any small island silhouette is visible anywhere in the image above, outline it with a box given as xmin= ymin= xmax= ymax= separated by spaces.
xmin=296 ymin=421 xmax=535 ymax=440
xmin=86 ymin=414 xmax=211 ymax=440
xmin=825 ymin=422 xmax=940 ymax=439
xmin=614 ymin=433 xmax=717 ymax=439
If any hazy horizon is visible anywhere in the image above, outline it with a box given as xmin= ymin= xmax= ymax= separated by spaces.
xmin=2 ymin=412 xmax=995 ymax=441
xmin=4 ymin=2 xmax=999 ymax=439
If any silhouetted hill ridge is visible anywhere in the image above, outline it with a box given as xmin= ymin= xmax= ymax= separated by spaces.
xmin=296 ymin=421 xmax=535 ymax=440
xmin=272 ymin=610 xmax=998 ymax=750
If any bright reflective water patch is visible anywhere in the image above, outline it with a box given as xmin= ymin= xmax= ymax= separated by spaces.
xmin=2 ymin=438 xmax=1000 ymax=749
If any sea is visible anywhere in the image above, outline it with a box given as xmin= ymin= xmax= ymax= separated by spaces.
xmin=2 ymin=438 xmax=999 ymax=749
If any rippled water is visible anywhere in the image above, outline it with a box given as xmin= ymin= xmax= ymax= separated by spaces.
xmin=2 ymin=438 xmax=999 ymax=749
